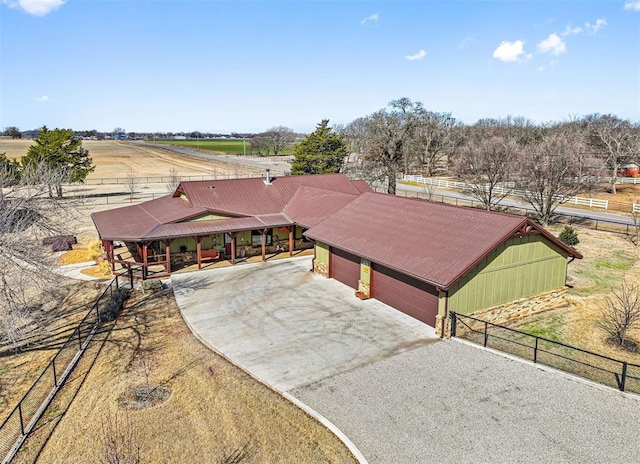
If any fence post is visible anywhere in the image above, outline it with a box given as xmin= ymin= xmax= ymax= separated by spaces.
xmin=483 ymin=321 xmax=488 ymax=347
xmin=450 ymin=312 xmax=457 ymax=337
xmin=18 ymin=403 xmax=25 ymax=436
xmin=620 ymin=362 xmax=628 ymax=391
xmin=534 ymin=337 xmax=539 ymax=363
xmin=52 ymin=358 xmax=58 ymax=387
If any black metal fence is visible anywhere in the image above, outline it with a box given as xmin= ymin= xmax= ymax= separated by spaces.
xmin=450 ymin=312 xmax=640 ymax=395
xmin=0 ymin=276 xmax=128 ymax=463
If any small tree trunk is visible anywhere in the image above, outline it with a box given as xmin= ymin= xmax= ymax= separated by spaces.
xmin=611 ymin=167 xmax=617 ymax=195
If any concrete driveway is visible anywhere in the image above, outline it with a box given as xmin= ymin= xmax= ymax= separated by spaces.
xmin=172 ymin=255 xmax=437 ymax=391
xmin=292 ymin=340 xmax=640 ymax=463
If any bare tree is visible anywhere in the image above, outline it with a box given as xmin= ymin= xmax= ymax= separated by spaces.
xmin=265 ymin=126 xmax=295 ymax=155
xmin=249 ymin=135 xmax=270 ymax=156
xmin=352 ymin=98 xmax=425 ymax=194
xmin=601 ymin=276 xmax=640 ymax=348
xmin=125 ymin=169 xmax=139 ymax=200
xmin=101 ymin=408 xmax=141 ymax=464
xmin=517 ymin=132 xmax=587 ymax=226
xmin=585 ymin=114 xmax=639 ymax=194
xmin=134 ymin=350 xmax=157 ymax=399
xmin=407 ymin=111 xmax=459 ymax=176
xmin=456 ymin=136 xmax=520 ymax=210
xmin=165 ymin=167 xmax=180 ymax=193
xmin=0 ymin=159 xmax=81 ymax=348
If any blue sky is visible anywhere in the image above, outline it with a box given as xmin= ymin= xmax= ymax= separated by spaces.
xmin=1 ymin=0 xmax=639 ymax=133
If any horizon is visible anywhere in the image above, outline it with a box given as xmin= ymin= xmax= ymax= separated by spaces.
xmin=1 ymin=0 xmax=639 ymax=133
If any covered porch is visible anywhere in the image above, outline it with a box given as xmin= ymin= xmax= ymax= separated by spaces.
xmin=101 ymin=223 xmax=314 ymax=280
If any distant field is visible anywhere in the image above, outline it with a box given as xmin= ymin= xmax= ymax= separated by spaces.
xmin=154 ymin=139 xmax=294 ymax=155
xmin=154 ymin=139 xmax=250 ymax=154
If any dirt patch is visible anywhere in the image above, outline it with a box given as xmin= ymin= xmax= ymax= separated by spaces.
xmin=121 ymin=383 xmax=172 ymax=410
xmin=13 ymin=289 xmax=356 ymax=463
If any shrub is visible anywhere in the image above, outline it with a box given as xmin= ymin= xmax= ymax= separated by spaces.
xmin=100 ymin=288 xmax=130 ymax=322
xmin=559 ymin=226 xmax=579 ymax=247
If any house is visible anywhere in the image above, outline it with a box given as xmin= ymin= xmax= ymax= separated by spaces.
xmin=91 ymin=173 xmax=581 ymax=331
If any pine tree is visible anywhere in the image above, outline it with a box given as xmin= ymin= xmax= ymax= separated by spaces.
xmin=290 ymin=120 xmax=347 ymax=175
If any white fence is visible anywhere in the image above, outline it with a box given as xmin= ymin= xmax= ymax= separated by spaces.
xmin=633 ymin=203 xmax=640 ymax=214
xmin=403 ymin=175 xmax=610 ymax=210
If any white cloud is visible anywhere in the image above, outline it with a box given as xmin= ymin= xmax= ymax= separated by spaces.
xmin=492 ymin=40 xmax=530 ymax=63
xmin=360 ymin=13 xmax=379 ymax=25
xmin=36 ymin=95 xmax=50 ymax=101
xmin=624 ymin=1 xmax=640 ymax=11
xmin=585 ymin=18 xmax=607 ymax=32
xmin=538 ymin=33 xmax=567 ymax=55
xmin=406 ymin=49 xmax=426 ymax=61
xmin=2 ymin=0 xmax=65 ymax=16
xmin=561 ymin=25 xmax=582 ymax=36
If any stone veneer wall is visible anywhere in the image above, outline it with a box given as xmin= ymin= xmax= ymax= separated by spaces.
xmin=358 ymin=280 xmax=370 ymax=298
xmin=438 ymin=287 xmax=569 ymax=338
xmin=314 ymin=259 xmax=329 ymax=278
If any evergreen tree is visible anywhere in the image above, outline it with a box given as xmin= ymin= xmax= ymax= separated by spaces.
xmin=22 ymin=126 xmax=94 ymax=197
xmin=290 ymin=120 xmax=347 ymax=175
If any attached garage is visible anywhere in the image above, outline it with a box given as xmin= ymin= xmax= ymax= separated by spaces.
xmin=330 ymin=247 xmax=360 ymax=290
xmin=372 ymin=264 xmax=439 ymax=326
xmin=306 ymin=192 xmax=583 ymax=335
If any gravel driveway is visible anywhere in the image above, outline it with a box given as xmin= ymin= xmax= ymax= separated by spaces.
xmin=292 ymin=339 xmax=640 ymax=464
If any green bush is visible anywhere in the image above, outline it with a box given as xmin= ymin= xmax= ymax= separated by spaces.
xmin=100 ymin=288 xmax=130 ymax=322
xmin=559 ymin=226 xmax=580 ymax=247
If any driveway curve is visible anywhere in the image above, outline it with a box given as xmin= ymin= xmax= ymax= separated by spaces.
xmin=172 ymin=255 xmax=437 ymax=392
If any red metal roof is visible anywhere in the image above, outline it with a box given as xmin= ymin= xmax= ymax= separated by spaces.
xmin=143 ymin=214 xmax=292 ymax=240
xmin=304 ymin=192 xmax=581 ymax=289
xmin=283 ymin=186 xmax=361 ymax=228
xmin=350 ymin=179 xmax=374 ymax=194
xmin=178 ymin=173 xmax=363 ymax=216
xmin=91 ymin=195 xmax=206 ymax=241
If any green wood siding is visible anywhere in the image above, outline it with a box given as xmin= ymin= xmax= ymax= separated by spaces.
xmin=447 ymin=234 xmax=569 ymax=314
xmin=184 ymin=213 xmax=231 ymax=222
xmin=315 ymin=242 xmax=329 ymax=265
xmin=166 ymin=234 xmax=223 ymax=253
xmin=360 ymin=259 xmax=371 ymax=285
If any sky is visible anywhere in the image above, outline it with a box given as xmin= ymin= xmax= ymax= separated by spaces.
xmin=1 ymin=0 xmax=639 ymax=133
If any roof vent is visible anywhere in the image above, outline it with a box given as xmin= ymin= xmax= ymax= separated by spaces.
xmin=264 ymin=168 xmax=272 ymax=185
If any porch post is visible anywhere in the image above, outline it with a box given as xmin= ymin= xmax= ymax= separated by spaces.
xmin=261 ymin=229 xmax=267 ymax=262
xmin=196 ymin=236 xmax=203 ymax=270
xmin=229 ymin=232 xmax=237 ymax=265
xmin=142 ymin=242 xmax=148 ymax=280
xmin=289 ymin=226 xmax=294 ymax=257
xmin=165 ymin=239 xmax=173 ymax=274
xmin=110 ymin=241 xmax=116 ymax=272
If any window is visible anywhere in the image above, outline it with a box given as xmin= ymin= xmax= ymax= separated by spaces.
xmin=251 ymin=230 xmax=272 ymax=247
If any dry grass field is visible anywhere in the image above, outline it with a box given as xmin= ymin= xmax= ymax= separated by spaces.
xmin=0 ymin=139 xmax=258 ymax=179
xmin=13 ymin=290 xmax=356 ymax=464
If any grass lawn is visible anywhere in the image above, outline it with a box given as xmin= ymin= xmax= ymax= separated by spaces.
xmin=12 ymin=288 xmax=356 ymax=463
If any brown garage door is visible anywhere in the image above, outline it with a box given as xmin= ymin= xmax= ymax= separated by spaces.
xmin=330 ymin=247 xmax=360 ymax=290
xmin=372 ymin=264 xmax=439 ymax=326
